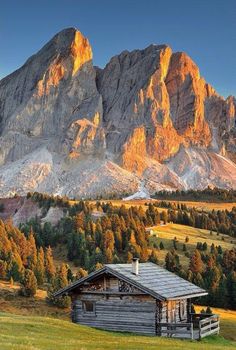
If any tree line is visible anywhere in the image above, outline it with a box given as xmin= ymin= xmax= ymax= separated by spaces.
xmin=154 ymin=187 xmax=236 ymax=202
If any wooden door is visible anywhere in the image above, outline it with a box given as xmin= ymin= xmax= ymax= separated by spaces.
xmin=169 ymin=301 xmax=176 ymax=323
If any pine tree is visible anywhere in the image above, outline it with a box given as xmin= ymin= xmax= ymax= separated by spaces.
xmin=102 ymin=230 xmax=115 ymax=254
xmin=20 ymin=269 xmax=37 ymax=297
xmin=173 ymin=237 xmax=178 ymax=250
xmin=34 ymin=247 xmax=45 ymax=285
xmin=47 ymin=265 xmax=70 ymax=308
xmin=149 ymin=250 xmax=159 ymax=264
xmin=206 ymin=306 xmax=213 ymax=314
xmin=227 ymin=271 xmax=236 ymax=309
xmin=105 ymin=247 xmax=113 ymax=263
xmin=161 ymin=211 xmax=168 ymax=225
xmin=27 ymin=228 xmax=37 ymax=270
xmin=57 ymin=263 xmax=69 ymax=289
xmin=76 ymin=267 xmax=88 ymax=279
xmin=95 ymin=262 xmax=103 ymax=270
xmin=189 ymin=249 xmax=204 ymax=274
xmin=0 ymin=259 xmax=7 ymax=279
xmin=165 ymin=250 xmax=180 ymax=272
xmin=45 ymin=247 xmax=56 ymax=282
xmin=8 ymin=252 xmax=24 ymax=281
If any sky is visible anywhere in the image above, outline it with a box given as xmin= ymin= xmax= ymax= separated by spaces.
xmin=0 ymin=0 xmax=235 ymax=97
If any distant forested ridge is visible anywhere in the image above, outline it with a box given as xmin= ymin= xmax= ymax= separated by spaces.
xmin=154 ymin=187 xmax=236 ymax=202
xmin=154 ymin=201 xmax=236 ymax=237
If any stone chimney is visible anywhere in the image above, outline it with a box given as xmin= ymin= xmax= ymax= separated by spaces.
xmin=132 ymin=258 xmax=139 ymax=275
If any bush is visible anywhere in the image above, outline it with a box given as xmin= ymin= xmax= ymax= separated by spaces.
xmin=206 ymin=306 xmax=213 ymax=314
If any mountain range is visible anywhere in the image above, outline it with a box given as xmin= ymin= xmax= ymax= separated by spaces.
xmin=0 ymin=27 xmax=236 ymax=198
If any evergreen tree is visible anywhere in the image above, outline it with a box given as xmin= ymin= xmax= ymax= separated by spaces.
xmin=45 ymin=247 xmax=56 ymax=282
xmin=47 ymin=265 xmax=70 ymax=308
xmin=189 ymin=250 xmax=204 ymax=274
xmin=165 ymin=250 xmax=180 ymax=273
xmin=27 ymin=229 xmax=37 ymax=270
xmin=20 ymin=269 xmax=37 ymax=297
xmin=149 ymin=250 xmax=159 ymax=264
xmin=227 ymin=271 xmax=236 ymax=309
xmin=34 ymin=247 xmax=45 ymax=285
xmin=0 ymin=259 xmax=7 ymax=279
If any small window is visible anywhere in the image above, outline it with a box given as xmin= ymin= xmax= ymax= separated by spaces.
xmin=82 ymin=301 xmax=95 ymax=314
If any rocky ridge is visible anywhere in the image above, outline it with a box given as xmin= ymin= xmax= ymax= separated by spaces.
xmin=0 ymin=27 xmax=235 ymax=198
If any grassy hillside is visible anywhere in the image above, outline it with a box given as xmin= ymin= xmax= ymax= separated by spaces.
xmin=1 ymin=280 xmax=236 ymax=349
xmin=148 ymin=223 xmax=236 ymax=266
xmin=90 ymin=199 xmax=236 ymax=212
xmin=0 ymin=280 xmax=70 ymax=319
xmin=0 ymin=312 xmax=236 ymax=350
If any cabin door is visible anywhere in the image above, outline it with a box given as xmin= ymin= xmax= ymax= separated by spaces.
xmin=168 ymin=301 xmax=176 ymax=323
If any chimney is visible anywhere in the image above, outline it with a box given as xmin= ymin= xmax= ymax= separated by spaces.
xmin=132 ymin=258 xmax=139 ymax=275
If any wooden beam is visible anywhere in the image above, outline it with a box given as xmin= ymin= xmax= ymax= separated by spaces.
xmin=80 ymin=291 xmax=146 ymax=295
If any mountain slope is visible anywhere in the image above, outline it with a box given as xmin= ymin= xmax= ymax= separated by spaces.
xmin=0 ymin=27 xmax=235 ymax=198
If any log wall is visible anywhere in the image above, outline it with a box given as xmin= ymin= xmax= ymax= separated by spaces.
xmin=72 ymin=294 xmax=156 ymax=335
xmin=70 ymin=274 xmax=188 ymax=336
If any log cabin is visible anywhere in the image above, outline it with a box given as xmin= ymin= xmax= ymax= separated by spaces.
xmin=54 ymin=259 xmax=220 ymax=339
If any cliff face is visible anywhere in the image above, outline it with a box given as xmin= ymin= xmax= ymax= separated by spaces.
xmin=0 ymin=27 xmax=235 ymax=198
xmin=0 ymin=28 xmax=104 ymax=165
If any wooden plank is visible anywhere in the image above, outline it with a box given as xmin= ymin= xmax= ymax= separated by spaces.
xmin=159 ymin=322 xmax=191 ymax=327
xmin=200 ymin=322 xmax=219 ymax=333
xmin=73 ymin=298 xmax=156 ymax=335
xmin=200 ymin=327 xmax=220 ymax=338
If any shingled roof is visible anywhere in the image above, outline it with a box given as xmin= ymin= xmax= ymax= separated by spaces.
xmin=54 ymin=262 xmax=207 ymax=300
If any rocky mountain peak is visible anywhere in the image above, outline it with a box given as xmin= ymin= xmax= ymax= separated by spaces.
xmin=0 ymin=28 xmax=235 ymax=198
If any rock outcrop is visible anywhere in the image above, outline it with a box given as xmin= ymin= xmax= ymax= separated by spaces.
xmin=0 ymin=27 xmax=235 ymax=198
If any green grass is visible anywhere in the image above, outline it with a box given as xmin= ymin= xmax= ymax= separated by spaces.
xmin=0 ymin=312 xmax=235 ymax=350
xmin=148 ymin=223 xmax=236 ymax=267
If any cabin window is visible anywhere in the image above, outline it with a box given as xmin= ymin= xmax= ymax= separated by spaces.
xmin=82 ymin=301 xmax=96 ymax=314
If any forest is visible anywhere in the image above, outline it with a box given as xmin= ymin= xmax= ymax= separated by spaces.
xmin=154 ymin=187 xmax=236 ymax=202
xmin=0 ymin=192 xmax=235 ymax=310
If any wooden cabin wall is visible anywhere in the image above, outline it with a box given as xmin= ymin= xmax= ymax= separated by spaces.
xmin=72 ymin=294 xmax=156 ymax=335
xmin=70 ymin=274 xmax=188 ymax=335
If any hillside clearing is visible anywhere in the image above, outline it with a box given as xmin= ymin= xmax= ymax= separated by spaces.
xmin=148 ymin=223 xmax=236 ymax=266
xmin=88 ymin=199 xmax=236 ymax=212
xmin=0 ymin=280 xmax=70 ymax=319
xmin=0 ymin=312 xmax=235 ymax=350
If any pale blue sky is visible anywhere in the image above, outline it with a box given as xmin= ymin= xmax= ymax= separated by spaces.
xmin=1 ymin=0 xmax=235 ymax=97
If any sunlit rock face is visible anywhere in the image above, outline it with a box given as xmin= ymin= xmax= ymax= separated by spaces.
xmin=0 ymin=27 xmax=100 ymax=165
xmin=0 ymin=27 xmax=235 ymax=198
xmin=97 ymin=45 xmax=182 ymax=169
